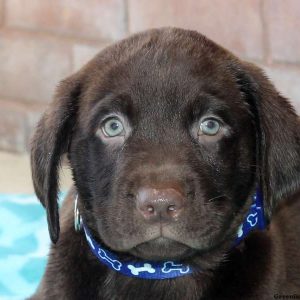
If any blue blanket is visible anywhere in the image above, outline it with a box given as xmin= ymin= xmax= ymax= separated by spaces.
xmin=0 ymin=194 xmax=55 ymax=300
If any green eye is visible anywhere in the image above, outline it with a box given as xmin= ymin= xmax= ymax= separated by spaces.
xmin=199 ymin=119 xmax=220 ymax=136
xmin=102 ymin=118 xmax=124 ymax=137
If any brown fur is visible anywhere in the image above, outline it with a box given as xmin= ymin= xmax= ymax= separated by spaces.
xmin=30 ymin=28 xmax=300 ymax=299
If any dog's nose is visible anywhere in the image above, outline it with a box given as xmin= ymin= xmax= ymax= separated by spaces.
xmin=136 ymin=187 xmax=185 ymax=222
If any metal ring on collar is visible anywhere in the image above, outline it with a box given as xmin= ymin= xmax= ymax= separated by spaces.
xmin=74 ymin=194 xmax=82 ymax=232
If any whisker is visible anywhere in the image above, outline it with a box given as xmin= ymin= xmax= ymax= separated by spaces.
xmin=207 ymin=194 xmax=228 ymax=202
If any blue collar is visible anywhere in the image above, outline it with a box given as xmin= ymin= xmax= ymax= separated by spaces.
xmin=82 ymin=189 xmax=266 ymax=280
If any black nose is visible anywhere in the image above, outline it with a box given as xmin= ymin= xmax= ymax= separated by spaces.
xmin=136 ymin=187 xmax=185 ymax=222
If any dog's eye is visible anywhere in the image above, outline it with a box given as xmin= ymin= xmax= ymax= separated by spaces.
xmin=199 ymin=119 xmax=220 ymax=136
xmin=102 ymin=118 xmax=125 ymax=137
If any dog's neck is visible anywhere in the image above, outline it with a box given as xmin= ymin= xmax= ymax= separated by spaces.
xmin=79 ymin=189 xmax=266 ymax=280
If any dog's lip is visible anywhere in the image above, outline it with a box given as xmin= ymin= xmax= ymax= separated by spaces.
xmin=119 ymin=235 xmax=176 ymax=250
xmin=111 ymin=227 xmax=210 ymax=251
xmin=137 ymin=236 xmax=180 ymax=246
xmin=130 ymin=237 xmax=194 ymax=261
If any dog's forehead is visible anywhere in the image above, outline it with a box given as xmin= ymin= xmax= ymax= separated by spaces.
xmin=80 ymin=28 xmax=246 ymax=123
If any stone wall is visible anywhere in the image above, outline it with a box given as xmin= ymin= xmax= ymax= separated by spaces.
xmin=0 ymin=0 xmax=299 ymax=152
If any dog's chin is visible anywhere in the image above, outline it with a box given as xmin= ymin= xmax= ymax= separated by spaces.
xmin=129 ymin=237 xmax=195 ymax=261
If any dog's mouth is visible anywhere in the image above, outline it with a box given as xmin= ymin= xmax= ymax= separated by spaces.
xmin=130 ymin=237 xmax=195 ymax=261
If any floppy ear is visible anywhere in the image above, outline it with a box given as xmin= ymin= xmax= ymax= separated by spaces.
xmin=237 ymin=62 xmax=300 ymax=220
xmin=31 ymin=75 xmax=81 ymax=243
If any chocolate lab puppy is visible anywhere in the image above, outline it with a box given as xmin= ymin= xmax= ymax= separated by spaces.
xmin=30 ymin=28 xmax=300 ymax=299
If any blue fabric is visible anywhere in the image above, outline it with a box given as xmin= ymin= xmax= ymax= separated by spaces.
xmin=0 ymin=194 xmax=65 ymax=300
xmin=0 ymin=193 xmax=49 ymax=299
xmin=82 ymin=189 xmax=266 ymax=280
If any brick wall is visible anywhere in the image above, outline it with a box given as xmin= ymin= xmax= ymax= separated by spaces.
xmin=0 ymin=0 xmax=300 ymax=152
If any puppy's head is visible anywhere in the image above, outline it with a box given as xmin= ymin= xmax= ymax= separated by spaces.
xmin=31 ymin=28 xmax=300 ymax=267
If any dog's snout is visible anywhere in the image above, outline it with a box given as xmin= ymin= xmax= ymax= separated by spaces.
xmin=136 ymin=187 xmax=185 ymax=222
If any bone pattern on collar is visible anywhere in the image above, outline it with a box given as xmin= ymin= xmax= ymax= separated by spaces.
xmin=83 ymin=224 xmax=192 ymax=279
xmin=81 ymin=188 xmax=266 ymax=280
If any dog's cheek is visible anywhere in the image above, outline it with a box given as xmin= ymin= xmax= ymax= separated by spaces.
xmin=70 ymin=136 xmax=121 ymax=225
xmin=191 ymin=134 xmax=256 ymax=237
xmin=90 ymin=149 xmax=142 ymax=248
xmin=217 ymin=130 xmax=255 ymax=198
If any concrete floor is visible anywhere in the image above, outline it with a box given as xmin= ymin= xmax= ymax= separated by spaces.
xmin=0 ymin=151 xmax=72 ymax=194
